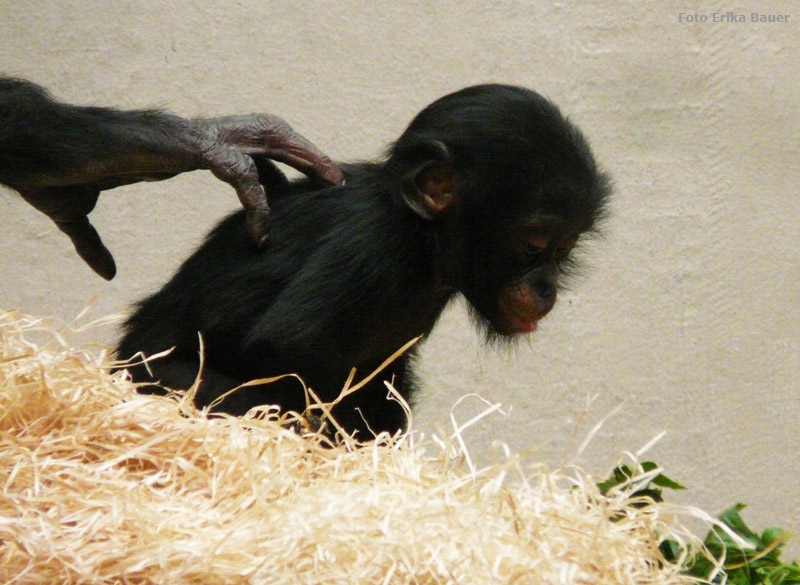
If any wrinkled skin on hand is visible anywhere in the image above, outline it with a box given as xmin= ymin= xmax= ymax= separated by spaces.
xmin=197 ymin=113 xmax=345 ymax=250
xmin=1 ymin=77 xmax=344 ymax=279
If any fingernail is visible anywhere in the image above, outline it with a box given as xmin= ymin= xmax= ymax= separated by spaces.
xmin=323 ymin=166 xmax=345 ymax=186
xmin=247 ymin=210 xmax=271 ymax=248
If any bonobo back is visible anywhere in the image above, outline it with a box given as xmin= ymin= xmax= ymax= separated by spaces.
xmin=117 ymin=164 xmax=450 ymax=435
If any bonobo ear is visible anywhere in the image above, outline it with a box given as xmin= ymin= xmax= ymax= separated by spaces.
xmin=400 ymin=140 xmax=456 ymax=220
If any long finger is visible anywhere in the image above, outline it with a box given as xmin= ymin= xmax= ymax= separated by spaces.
xmin=250 ymin=115 xmax=343 ymax=186
xmin=56 ymin=217 xmax=117 ymax=280
xmin=208 ymin=148 xmax=271 ymax=247
xmin=261 ymin=140 xmax=344 ymax=187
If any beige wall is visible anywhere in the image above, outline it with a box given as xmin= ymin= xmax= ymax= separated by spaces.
xmin=2 ymin=1 xmax=798 ymax=556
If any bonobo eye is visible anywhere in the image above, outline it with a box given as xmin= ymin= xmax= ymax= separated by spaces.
xmin=522 ymin=234 xmax=576 ymax=264
xmin=524 ymin=235 xmax=550 ymax=257
xmin=553 ymin=241 xmax=577 ymax=263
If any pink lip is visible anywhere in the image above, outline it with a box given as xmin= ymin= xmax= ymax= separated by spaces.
xmin=498 ymin=302 xmax=542 ymax=334
xmin=497 ymin=296 xmax=550 ymax=334
xmin=508 ymin=315 xmax=539 ymax=333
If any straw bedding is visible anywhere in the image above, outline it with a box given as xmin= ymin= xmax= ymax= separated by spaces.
xmin=0 ymin=307 xmax=703 ymax=584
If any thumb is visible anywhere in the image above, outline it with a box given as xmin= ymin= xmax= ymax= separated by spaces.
xmin=55 ymin=217 xmax=117 ymax=280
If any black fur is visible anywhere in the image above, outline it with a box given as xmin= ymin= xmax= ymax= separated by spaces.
xmin=117 ymin=84 xmax=611 ymax=436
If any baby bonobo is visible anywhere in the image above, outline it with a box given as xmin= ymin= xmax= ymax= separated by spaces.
xmin=117 ymin=84 xmax=610 ymax=436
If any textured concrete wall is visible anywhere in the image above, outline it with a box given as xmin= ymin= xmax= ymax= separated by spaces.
xmin=2 ymin=1 xmax=798 ymax=556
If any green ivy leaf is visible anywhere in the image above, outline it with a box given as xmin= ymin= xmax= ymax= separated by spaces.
xmin=596 ymin=464 xmax=799 ymax=585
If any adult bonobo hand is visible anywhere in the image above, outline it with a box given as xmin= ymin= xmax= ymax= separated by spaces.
xmin=194 ymin=113 xmax=345 ymax=247
xmin=0 ymin=77 xmax=344 ymax=280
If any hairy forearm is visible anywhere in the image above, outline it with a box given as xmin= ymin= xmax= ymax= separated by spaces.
xmin=0 ymin=75 xmax=343 ymax=279
xmin=0 ymin=77 xmax=204 ymax=191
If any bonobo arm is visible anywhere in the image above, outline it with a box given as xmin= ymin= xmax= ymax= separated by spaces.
xmin=0 ymin=76 xmax=343 ymax=279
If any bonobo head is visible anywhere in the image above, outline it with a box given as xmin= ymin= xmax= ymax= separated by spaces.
xmin=387 ymin=84 xmax=610 ymax=337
